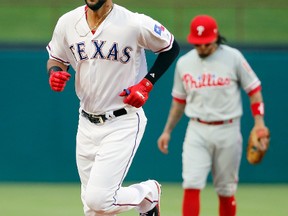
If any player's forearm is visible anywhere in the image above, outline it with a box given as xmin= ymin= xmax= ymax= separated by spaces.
xmin=163 ymin=100 xmax=185 ymax=134
xmin=47 ymin=59 xmax=68 ymax=74
xmin=249 ymin=91 xmax=266 ymax=127
xmin=249 ymin=90 xmax=263 ymax=104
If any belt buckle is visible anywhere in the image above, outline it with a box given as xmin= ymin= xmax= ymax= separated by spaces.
xmin=90 ymin=115 xmax=104 ymax=125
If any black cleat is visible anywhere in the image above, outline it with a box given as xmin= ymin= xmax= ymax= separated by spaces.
xmin=139 ymin=205 xmax=160 ymax=216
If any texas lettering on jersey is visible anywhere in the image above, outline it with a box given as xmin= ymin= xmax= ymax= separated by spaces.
xmin=183 ymin=73 xmax=231 ymax=89
xmin=69 ymin=40 xmax=132 ymax=63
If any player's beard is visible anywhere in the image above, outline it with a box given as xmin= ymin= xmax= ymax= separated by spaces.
xmin=198 ymin=53 xmax=209 ymax=58
xmin=196 ymin=43 xmax=218 ymax=58
xmin=85 ymin=0 xmax=106 ymax=11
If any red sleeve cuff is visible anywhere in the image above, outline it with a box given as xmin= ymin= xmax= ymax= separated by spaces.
xmin=173 ymin=97 xmax=186 ymax=104
xmin=248 ymin=85 xmax=262 ymax=96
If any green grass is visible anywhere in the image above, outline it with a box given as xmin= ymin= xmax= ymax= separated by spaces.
xmin=0 ymin=183 xmax=287 ymax=216
xmin=0 ymin=1 xmax=288 ymax=44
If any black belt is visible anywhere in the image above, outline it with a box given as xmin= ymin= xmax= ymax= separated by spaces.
xmin=81 ymin=108 xmax=127 ymax=124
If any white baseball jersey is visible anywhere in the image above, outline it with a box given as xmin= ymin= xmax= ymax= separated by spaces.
xmin=172 ymin=45 xmax=261 ymax=121
xmin=47 ymin=4 xmax=174 ymax=114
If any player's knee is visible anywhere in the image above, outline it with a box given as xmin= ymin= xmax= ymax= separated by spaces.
xmin=182 ymin=178 xmax=206 ymax=189
xmin=215 ymin=183 xmax=237 ymax=196
xmin=85 ymin=187 xmax=114 ymax=214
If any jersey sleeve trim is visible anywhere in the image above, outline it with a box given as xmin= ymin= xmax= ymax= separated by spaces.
xmin=248 ymin=85 xmax=262 ymax=96
xmin=46 ymin=44 xmax=70 ymax=65
xmin=173 ymin=97 xmax=186 ymax=104
xmin=154 ymin=34 xmax=174 ymax=54
xmin=172 ymin=91 xmax=186 ymax=101
xmin=244 ymin=79 xmax=261 ymax=95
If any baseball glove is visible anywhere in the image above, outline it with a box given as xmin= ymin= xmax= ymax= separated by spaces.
xmin=247 ymin=127 xmax=270 ymax=164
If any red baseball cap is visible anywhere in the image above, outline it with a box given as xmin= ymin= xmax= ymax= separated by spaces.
xmin=187 ymin=15 xmax=218 ymax=45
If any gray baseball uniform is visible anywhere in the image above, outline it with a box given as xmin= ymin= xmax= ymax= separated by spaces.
xmin=172 ymin=44 xmax=261 ymax=195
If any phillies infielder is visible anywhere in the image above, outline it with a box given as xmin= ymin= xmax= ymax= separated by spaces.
xmin=157 ymin=15 xmax=269 ymax=216
xmin=46 ymin=0 xmax=180 ymax=215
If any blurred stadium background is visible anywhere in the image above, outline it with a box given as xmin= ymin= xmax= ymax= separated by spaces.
xmin=0 ymin=0 xmax=287 ymax=215
xmin=0 ymin=0 xmax=288 ymax=44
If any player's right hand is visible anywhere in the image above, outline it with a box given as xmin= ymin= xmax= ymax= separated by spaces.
xmin=119 ymin=78 xmax=153 ymax=108
xmin=157 ymin=132 xmax=171 ymax=154
xmin=49 ymin=71 xmax=71 ymax=92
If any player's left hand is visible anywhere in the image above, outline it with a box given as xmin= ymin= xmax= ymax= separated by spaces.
xmin=49 ymin=71 xmax=71 ymax=92
xmin=247 ymin=126 xmax=270 ymax=164
xmin=119 ymin=78 xmax=153 ymax=108
xmin=158 ymin=132 xmax=170 ymax=154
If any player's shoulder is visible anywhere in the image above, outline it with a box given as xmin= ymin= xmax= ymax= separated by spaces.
xmin=177 ymin=49 xmax=197 ymax=64
xmin=113 ymin=4 xmax=143 ymax=19
xmin=219 ymin=44 xmax=243 ymax=57
xmin=113 ymin=4 xmax=154 ymax=25
xmin=175 ymin=49 xmax=197 ymax=71
xmin=113 ymin=4 xmax=134 ymax=15
xmin=217 ymin=45 xmax=248 ymax=66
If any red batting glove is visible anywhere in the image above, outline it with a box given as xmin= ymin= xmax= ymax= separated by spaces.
xmin=49 ymin=71 xmax=71 ymax=92
xmin=119 ymin=78 xmax=153 ymax=108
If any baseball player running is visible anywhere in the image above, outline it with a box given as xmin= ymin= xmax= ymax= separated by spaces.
xmin=157 ymin=15 xmax=269 ymax=216
xmin=46 ymin=0 xmax=180 ymax=215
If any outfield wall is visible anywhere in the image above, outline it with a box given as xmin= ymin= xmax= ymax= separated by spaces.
xmin=0 ymin=44 xmax=287 ymax=183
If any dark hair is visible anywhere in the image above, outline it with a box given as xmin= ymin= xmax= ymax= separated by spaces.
xmin=216 ymin=34 xmax=227 ymax=45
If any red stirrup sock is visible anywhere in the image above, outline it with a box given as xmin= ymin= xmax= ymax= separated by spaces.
xmin=182 ymin=189 xmax=200 ymax=216
xmin=219 ymin=195 xmax=236 ymax=216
